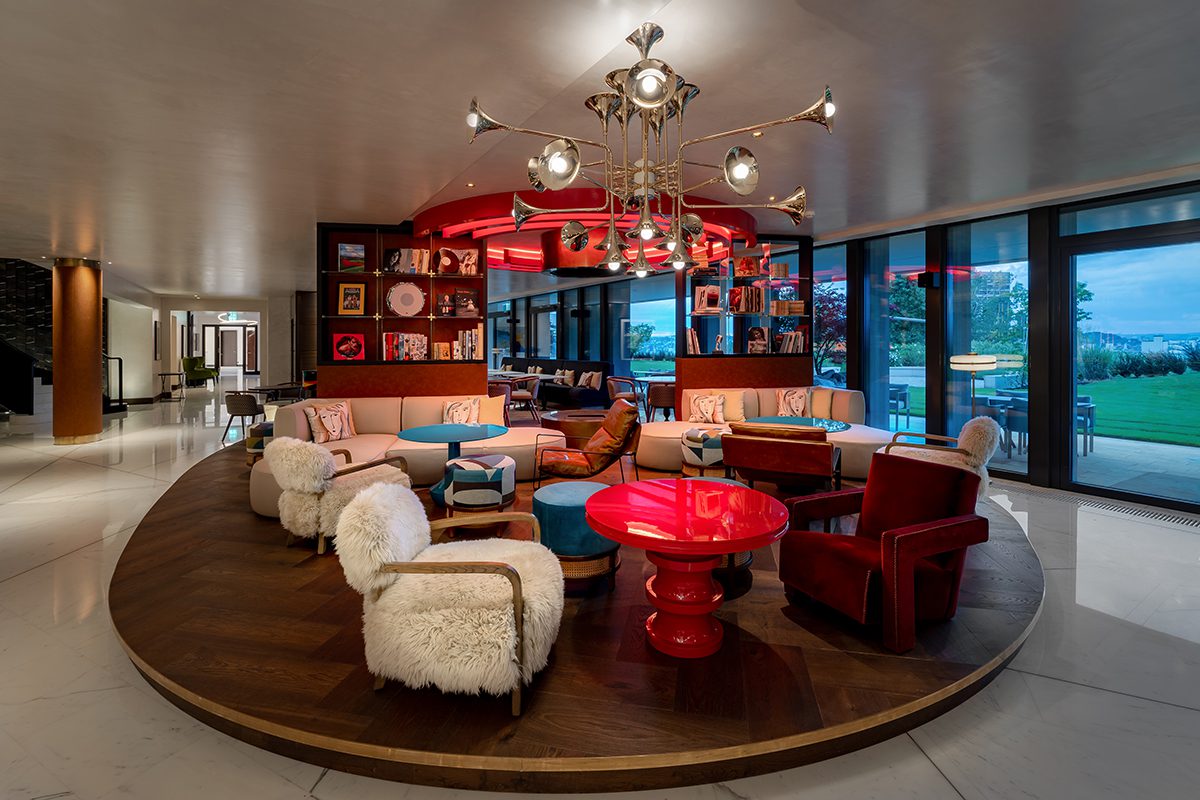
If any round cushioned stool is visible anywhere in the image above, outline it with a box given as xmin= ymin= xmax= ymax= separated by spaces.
xmin=430 ymin=453 xmax=516 ymax=511
xmin=532 ymin=481 xmax=620 ymax=592
xmin=685 ymin=476 xmax=755 ymax=599
xmin=681 ymin=427 xmax=728 ymax=477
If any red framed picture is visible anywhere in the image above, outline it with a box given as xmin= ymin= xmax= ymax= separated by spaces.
xmin=331 ymin=332 xmax=365 ymax=361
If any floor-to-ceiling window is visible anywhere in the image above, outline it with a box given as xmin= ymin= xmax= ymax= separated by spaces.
xmin=486 ymin=301 xmax=511 ymax=367
xmin=1070 ymin=241 xmax=1200 ymax=504
xmin=864 ymin=231 xmax=926 ymax=431
xmin=607 ymin=281 xmax=631 ymax=376
xmin=813 ymin=244 xmax=848 ymax=386
xmin=511 ymin=297 xmax=527 ymax=358
xmin=562 ymin=290 xmax=579 ymax=359
xmin=628 ymin=273 xmax=676 ymax=376
xmin=582 ymin=285 xmax=602 ymax=360
xmin=946 ymin=214 xmax=1030 ymax=473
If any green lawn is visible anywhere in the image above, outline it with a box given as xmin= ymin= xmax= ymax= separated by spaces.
xmin=1084 ymin=372 xmax=1200 ymax=446
xmin=907 ymin=373 xmax=1200 ymax=446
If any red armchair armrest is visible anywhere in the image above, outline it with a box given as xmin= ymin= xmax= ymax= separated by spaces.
xmin=785 ymin=488 xmax=865 ymax=531
xmin=879 ymin=513 xmax=989 ymax=653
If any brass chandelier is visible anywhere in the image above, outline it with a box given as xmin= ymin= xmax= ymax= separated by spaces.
xmin=466 ymin=21 xmax=835 ymax=277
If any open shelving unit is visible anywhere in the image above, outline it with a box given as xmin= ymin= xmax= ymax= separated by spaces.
xmin=317 ymin=223 xmax=486 ymax=366
xmin=677 ymin=242 xmax=813 ymax=358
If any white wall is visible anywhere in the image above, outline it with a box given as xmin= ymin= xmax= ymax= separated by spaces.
xmin=106 ymin=299 xmax=155 ymax=400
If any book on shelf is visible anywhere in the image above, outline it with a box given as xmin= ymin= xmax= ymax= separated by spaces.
xmin=775 ymin=330 xmax=807 ymax=354
xmin=382 ymin=332 xmax=428 ymax=361
xmin=768 ymin=262 xmax=791 ymax=278
xmin=734 ymin=256 xmax=760 ymax=277
xmin=769 ymin=299 xmax=806 ymax=315
xmin=337 ymin=243 xmax=366 ymax=272
xmin=693 ymin=284 xmax=721 ymax=313
xmin=451 ymin=323 xmax=485 ymax=360
xmin=728 ymin=285 xmax=766 ymax=314
xmin=381 ymin=248 xmax=431 ymax=274
xmin=454 ymin=287 xmax=479 ymax=317
xmin=686 ymin=328 xmax=701 ymax=355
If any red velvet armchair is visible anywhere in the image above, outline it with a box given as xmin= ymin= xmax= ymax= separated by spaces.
xmin=778 ymin=452 xmax=988 ymax=653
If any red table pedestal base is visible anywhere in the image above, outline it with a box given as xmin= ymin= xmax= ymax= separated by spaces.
xmin=644 ymin=551 xmax=725 ymax=658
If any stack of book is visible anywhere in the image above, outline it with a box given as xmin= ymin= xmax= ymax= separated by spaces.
xmin=776 ymin=330 xmax=807 ymax=354
xmin=383 ymin=332 xmax=429 ymax=361
xmin=453 ymin=324 xmax=485 ymax=360
xmin=768 ymin=262 xmax=791 ymax=278
xmin=728 ymin=285 xmax=766 ymax=314
xmin=770 ymin=299 xmax=806 ymax=315
xmin=685 ymin=328 xmax=702 ymax=354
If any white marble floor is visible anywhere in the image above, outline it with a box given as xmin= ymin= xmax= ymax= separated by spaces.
xmin=1 ymin=386 xmax=1198 ymax=800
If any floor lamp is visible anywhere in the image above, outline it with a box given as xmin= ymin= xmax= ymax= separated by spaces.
xmin=949 ymin=353 xmax=997 ymax=417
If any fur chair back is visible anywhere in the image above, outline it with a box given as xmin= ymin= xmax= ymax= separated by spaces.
xmin=335 ymin=482 xmax=432 ymax=596
xmin=264 ymin=437 xmax=338 ymax=493
xmin=957 ymin=416 xmax=1002 ymax=468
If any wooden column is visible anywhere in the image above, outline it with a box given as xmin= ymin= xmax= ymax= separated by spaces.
xmin=52 ymin=258 xmax=103 ymax=444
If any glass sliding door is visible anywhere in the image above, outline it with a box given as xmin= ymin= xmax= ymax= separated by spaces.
xmin=946 ymin=214 xmax=1030 ymax=473
xmin=1071 ymin=241 xmax=1200 ymax=504
xmin=864 ymin=232 xmax=926 ymax=431
xmin=529 ymin=292 xmax=558 ymax=358
xmin=628 ymin=273 xmax=676 ymax=376
xmin=813 ymin=244 xmax=848 ymax=386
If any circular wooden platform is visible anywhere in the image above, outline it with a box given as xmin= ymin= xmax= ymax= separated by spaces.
xmin=109 ymin=446 xmax=1044 ymax=792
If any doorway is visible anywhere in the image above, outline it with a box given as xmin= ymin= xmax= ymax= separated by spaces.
xmin=201 ymin=323 xmax=260 ymax=375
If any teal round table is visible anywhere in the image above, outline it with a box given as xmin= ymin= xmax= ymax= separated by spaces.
xmin=744 ymin=415 xmax=851 ymax=432
xmin=396 ymin=423 xmax=507 ymax=461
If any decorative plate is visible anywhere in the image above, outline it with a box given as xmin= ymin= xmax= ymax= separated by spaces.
xmin=385 ymin=282 xmax=425 ymax=317
xmin=434 ymin=248 xmax=460 ymax=274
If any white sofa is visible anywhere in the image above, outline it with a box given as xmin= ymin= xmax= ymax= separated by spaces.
xmin=249 ymin=396 xmax=565 ymax=518
xmin=635 ymin=386 xmax=892 ymax=479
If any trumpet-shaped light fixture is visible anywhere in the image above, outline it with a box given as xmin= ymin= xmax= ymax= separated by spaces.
xmin=467 ymin=21 xmax=836 ymax=276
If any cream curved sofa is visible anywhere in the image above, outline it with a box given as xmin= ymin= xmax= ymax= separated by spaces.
xmin=634 ymin=386 xmax=891 ymax=479
xmin=249 ymin=396 xmax=565 ymax=518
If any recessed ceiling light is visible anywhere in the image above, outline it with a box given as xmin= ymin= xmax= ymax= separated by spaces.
xmin=769 ymin=195 xmax=776 ymax=201
xmin=751 ymin=130 xmax=764 ymax=138
xmin=107 ymin=261 xmax=112 ymax=265
xmin=466 ymin=182 xmax=475 ymax=188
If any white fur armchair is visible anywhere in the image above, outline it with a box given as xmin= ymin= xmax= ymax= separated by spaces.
xmin=334 ymin=482 xmax=564 ymax=715
xmin=883 ymin=416 xmax=1003 ymax=497
xmin=264 ymin=437 xmax=412 ymax=554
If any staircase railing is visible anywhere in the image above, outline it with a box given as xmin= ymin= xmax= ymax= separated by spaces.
xmin=0 ymin=337 xmax=35 ymax=414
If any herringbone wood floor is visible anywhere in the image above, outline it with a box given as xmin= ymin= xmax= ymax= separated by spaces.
xmin=108 ymin=446 xmax=1043 ymax=792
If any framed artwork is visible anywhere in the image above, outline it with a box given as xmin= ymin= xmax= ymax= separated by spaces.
xmin=337 ymin=282 xmax=366 ymax=315
xmin=331 ymin=332 xmax=365 ymax=361
xmin=337 ymin=243 xmax=366 ymax=272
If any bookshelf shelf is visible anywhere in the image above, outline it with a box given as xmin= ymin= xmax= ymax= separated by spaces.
xmin=318 ymin=223 xmax=487 ymax=366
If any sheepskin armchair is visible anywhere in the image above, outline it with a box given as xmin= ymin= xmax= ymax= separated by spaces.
xmin=883 ymin=416 xmax=1003 ymax=497
xmin=335 ymin=482 xmax=565 ymax=715
xmin=264 ymin=436 xmax=411 ymax=554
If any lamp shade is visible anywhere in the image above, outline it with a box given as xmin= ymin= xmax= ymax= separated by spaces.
xmin=993 ymin=353 xmax=1026 ymax=370
xmin=949 ymin=353 xmax=998 ymax=372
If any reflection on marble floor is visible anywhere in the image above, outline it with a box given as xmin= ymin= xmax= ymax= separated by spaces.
xmin=1 ymin=385 xmax=1199 ymax=799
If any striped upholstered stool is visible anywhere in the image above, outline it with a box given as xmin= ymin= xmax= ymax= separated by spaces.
xmin=532 ymin=480 xmax=619 ymax=592
xmin=431 ymin=453 xmax=517 ymax=512
xmin=680 ymin=427 xmax=728 ymax=477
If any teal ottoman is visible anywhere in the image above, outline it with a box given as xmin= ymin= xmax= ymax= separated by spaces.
xmin=431 ymin=453 xmax=516 ymax=511
xmin=532 ymin=481 xmax=620 ymax=591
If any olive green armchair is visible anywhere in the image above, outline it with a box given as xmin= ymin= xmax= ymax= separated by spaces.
xmin=181 ymin=356 xmax=219 ymax=388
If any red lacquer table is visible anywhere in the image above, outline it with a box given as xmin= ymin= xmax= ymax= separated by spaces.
xmin=585 ymin=479 xmax=789 ymax=658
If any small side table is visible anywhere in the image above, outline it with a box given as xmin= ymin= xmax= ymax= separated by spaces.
xmin=157 ymin=372 xmax=185 ymax=401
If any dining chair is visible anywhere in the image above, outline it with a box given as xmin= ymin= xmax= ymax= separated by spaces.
xmin=510 ymin=376 xmax=541 ymax=423
xmin=645 ymin=383 xmax=675 ymax=421
xmin=606 ymin=376 xmax=640 ymax=410
xmin=487 ymin=380 xmax=514 ymax=426
xmin=222 ymin=392 xmax=264 ymax=444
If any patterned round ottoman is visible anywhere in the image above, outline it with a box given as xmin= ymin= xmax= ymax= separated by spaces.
xmin=532 ymin=481 xmax=620 ymax=592
xmin=680 ymin=427 xmax=728 ymax=477
xmin=430 ymin=453 xmax=516 ymax=511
